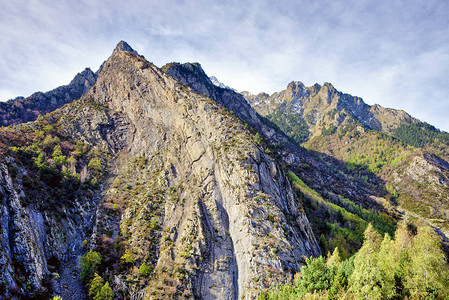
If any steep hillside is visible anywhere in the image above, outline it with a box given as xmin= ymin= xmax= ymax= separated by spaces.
xmin=0 ymin=41 xmax=319 ymax=300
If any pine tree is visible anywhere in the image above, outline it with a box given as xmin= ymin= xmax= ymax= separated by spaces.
xmin=327 ymin=247 xmax=342 ymax=267
xmin=329 ymin=255 xmax=355 ymax=300
xmin=295 ymin=256 xmax=332 ymax=294
xmin=390 ymin=222 xmax=413 ymax=298
xmin=89 ymin=273 xmax=104 ymax=298
xmin=79 ymin=250 xmax=102 ymax=282
xmin=52 ymin=144 xmax=62 ymax=158
xmin=349 ymin=223 xmax=383 ymax=299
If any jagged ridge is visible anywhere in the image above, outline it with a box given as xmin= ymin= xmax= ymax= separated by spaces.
xmin=0 ymin=68 xmax=97 ymax=126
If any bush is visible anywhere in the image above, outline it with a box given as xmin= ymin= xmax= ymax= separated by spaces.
xmin=88 ymin=157 xmax=102 ymax=171
xmin=79 ymin=250 xmax=102 ymax=282
xmin=139 ymin=262 xmax=153 ymax=277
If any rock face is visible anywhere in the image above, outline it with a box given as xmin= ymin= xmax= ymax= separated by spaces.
xmin=0 ymin=68 xmax=97 ymax=126
xmin=162 ymin=62 xmax=384 ymax=209
xmin=0 ymin=156 xmax=100 ymax=299
xmin=0 ymin=41 xmax=320 ymax=299
xmin=86 ymin=42 xmax=320 ymax=299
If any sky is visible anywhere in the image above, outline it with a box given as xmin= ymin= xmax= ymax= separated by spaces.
xmin=1 ymin=0 xmax=449 ymax=131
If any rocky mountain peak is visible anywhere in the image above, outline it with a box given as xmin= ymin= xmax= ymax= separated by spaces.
xmin=0 ymin=67 xmax=98 ymax=126
xmin=286 ymin=81 xmax=305 ymax=90
xmin=209 ymin=75 xmax=235 ymax=91
xmin=162 ymin=62 xmax=217 ymax=99
xmin=322 ymin=82 xmax=335 ymax=90
xmin=69 ymin=67 xmax=96 ymax=89
xmin=112 ymin=40 xmax=138 ymax=56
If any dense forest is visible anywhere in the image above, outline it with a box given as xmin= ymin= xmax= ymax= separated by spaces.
xmin=259 ymin=223 xmax=449 ymax=299
xmin=392 ymin=122 xmax=449 ymax=149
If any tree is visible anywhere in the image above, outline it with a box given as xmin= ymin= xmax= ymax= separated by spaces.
xmin=79 ymin=250 xmax=102 ymax=282
xmin=94 ymin=282 xmax=114 ymax=300
xmin=89 ymin=273 xmax=104 ymax=298
xmin=52 ymin=144 xmax=62 ymax=158
xmin=390 ymin=222 xmax=413 ymax=298
xmin=139 ymin=262 xmax=152 ymax=277
xmin=377 ymin=233 xmax=395 ymax=299
xmin=329 ymin=256 xmax=355 ymax=299
xmin=327 ymin=247 xmax=342 ymax=267
xmin=42 ymin=134 xmax=54 ymax=149
xmin=295 ymin=256 xmax=332 ymax=294
xmin=406 ymin=226 xmax=449 ymax=298
xmin=88 ymin=157 xmax=102 ymax=171
xmin=349 ymin=223 xmax=383 ymax=299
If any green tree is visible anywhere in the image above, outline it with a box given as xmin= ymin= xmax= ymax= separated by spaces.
xmin=42 ymin=134 xmax=54 ymax=149
xmin=43 ymin=124 xmax=54 ymax=133
xmin=35 ymin=153 xmax=45 ymax=168
xmin=388 ymin=222 xmax=413 ymax=298
xmin=52 ymin=144 xmax=62 ymax=158
xmin=295 ymin=256 xmax=332 ymax=294
xmin=89 ymin=273 xmax=104 ymax=298
xmin=52 ymin=144 xmax=66 ymax=164
xmin=79 ymin=250 xmax=102 ymax=282
xmin=349 ymin=223 xmax=383 ymax=299
xmin=318 ymin=233 xmax=328 ymax=255
xmin=139 ymin=262 xmax=152 ymax=277
xmin=377 ymin=233 xmax=396 ymax=299
xmin=327 ymin=247 xmax=342 ymax=267
xmin=94 ymin=282 xmax=114 ymax=300
xmin=88 ymin=157 xmax=102 ymax=171
xmin=406 ymin=226 xmax=449 ymax=298
xmin=120 ymin=251 xmax=135 ymax=264
xmin=329 ymin=255 xmax=354 ymax=299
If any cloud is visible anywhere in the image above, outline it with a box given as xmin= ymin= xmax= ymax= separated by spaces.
xmin=1 ymin=0 xmax=449 ymax=131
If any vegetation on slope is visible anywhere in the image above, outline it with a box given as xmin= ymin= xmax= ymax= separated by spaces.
xmin=392 ymin=121 xmax=449 ymax=151
xmin=287 ymin=171 xmax=396 ymax=258
xmin=0 ymin=109 xmax=108 ymax=299
xmin=267 ymin=111 xmax=310 ymax=144
xmin=259 ymin=223 xmax=449 ymax=300
xmin=1 ymin=113 xmax=107 ymax=209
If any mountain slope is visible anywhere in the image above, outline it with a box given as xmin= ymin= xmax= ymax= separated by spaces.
xmin=0 ymin=68 xmax=97 ymax=126
xmin=243 ymin=81 xmax=414 ymax=139
xmin=243 ymin=81 xmax=449 ymax=239
xmin=0 ymin=41 xmax=319 ymax=300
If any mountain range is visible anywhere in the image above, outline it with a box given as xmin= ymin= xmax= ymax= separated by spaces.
xmin=0 ymin=41 xmax=447 ymax=299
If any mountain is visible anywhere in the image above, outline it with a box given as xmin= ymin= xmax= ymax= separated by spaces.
xmin=0 ymin=40 xmax=448 ymax=299
xmin=243 ymin=81 xmax=449 ymax=240
xmin=209 ymin=76 xmax=235 ymax=91
xmin=0 ymin=68 xmax=97 ymax=126
xmin=0 ymin=42 xmax=319 ymax=299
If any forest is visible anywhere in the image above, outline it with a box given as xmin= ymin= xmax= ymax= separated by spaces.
xmin=259 ymin=223 xmax=449 ymax=299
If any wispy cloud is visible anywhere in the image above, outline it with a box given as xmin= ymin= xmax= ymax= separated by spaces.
xmin=1 ymin=0 xmax=449 ymax=131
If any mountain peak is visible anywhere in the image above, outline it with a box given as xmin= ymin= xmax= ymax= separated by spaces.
xmin=69 ymin=67 xmax=96 ymax=86
xmin=287 ymin=81 xmax=305 ymax=89
xmin=112 ymin=40 xmax=138 ymax=56
xmin=323 ymin=82 xmax=335 ymax=90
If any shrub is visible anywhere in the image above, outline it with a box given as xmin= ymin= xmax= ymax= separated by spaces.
xmin=79 ymin=250 xmax=102 ymax=282
xmin=139 ymin=262 xmax=153 ymax=277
